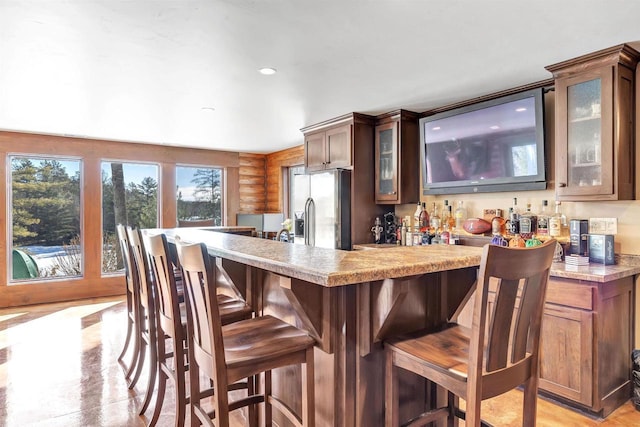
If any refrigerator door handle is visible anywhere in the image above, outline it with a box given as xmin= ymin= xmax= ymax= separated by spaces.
xmin=304 ymin=197 xmax=315 ymax=247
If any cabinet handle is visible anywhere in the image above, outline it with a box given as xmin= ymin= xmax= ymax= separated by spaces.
xmin=558 ymin=183 xmax=567 ymax=187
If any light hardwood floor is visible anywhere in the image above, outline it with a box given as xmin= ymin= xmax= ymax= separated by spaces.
xmin=1 ymin=295 xmax=639 ymax=426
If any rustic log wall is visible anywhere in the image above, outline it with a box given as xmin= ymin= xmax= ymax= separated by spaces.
xmin=265 ymin=145 xmax=304 ymax=213
xmin=238 ymin=153 xmax=267 ymax=213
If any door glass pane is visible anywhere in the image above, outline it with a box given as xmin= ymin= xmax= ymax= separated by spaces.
xmin=10 ymin=156 xmax=82 ymax=282
xmin=101 ymin=161 xmax=159 ymax=274
xmin=176 ymin=166 xmax=223 ymax=226
xmin=567 ymin=78 xmax=602 ymax=187
xmin=378 ymin=128 xmax=394 ymax=194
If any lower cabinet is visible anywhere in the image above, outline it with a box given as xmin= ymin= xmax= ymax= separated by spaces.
xmin=539 ymin=276 xmax=633 ymax=417
xmin=488 ymin=275 xmax=633 ymax=417
xmin=539 ymin=302 xmax=594 ymax=406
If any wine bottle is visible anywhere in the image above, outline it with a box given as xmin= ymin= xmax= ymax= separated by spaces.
xmin=454 ymin=200 xmax=466 ymax=230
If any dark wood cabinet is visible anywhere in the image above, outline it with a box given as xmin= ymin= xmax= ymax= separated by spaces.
xmin=546 ymin=44 xmax=640 ymax=201
xmin=374 ymin=110 xmax=420 ymax=204
xmin=304 ymin=124 xmax=352 ymax=171
xmin=538 ymin=286 xmax=594 ymax=407
xmin=301 ymin=113 xmax=385 ymax=244
xmin=540 ymin=276 xmax=634 ymax=416
xmin=488 ymin=274 xmax=633 ymax=417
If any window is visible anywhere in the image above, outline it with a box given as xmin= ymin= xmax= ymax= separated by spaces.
xmin=176 ymin=166 xmax=223 ymax=226
xmin=289 ymin=165 xmax=309 ymax=234
xmin=10 ymin=156 xmax=82 ymax=282
xmin=101 ymin=161 xmax=159 ymax=274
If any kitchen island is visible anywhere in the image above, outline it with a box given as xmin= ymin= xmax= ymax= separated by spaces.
xmin=151 ymin=228 xmax=483 ymax=426
xmin=151 ymin=228 xmax=640 ymax=423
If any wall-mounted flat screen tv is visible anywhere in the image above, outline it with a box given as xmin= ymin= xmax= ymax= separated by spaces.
xmin=420 ymin=88 xmax=546 ymax=195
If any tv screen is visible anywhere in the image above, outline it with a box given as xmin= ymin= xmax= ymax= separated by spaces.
xmin=420 ymin=88 xmax=546 ymax=195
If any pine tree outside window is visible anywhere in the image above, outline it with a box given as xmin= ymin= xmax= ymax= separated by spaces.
xmin=101 ymin=161 xmax=159 ymax=274
xmin=10 ymin=156 xmax=82 ymax=282
xmin=176 ymin=166 xmax=223 ymax=226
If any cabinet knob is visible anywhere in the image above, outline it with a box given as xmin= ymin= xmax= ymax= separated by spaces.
xmin=558 ymin=183 xmax=567 ymax=187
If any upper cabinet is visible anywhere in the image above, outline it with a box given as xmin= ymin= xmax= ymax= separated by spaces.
xmin=304 ymin=124 xmax=352 ymax=172
xmin=374 ymin=110 xmax=420 ymax=204
xmin=302 ymin=113 xmax=384 ymax=244
xmin=546 ymin=44 xmax=640 ymax=201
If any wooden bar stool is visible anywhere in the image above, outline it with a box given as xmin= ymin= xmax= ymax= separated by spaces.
xmin=127 ymin=227 xmax=161 ymax=418
xmin=143 ymin=232 xmax=254 ymax=427
xmin=115 ymin=224 xmax=145 ymax=389
xmin=176 ymin=241 xmax=316 ymax=427
xmin=385 ymin=239 xmax=557 ymax=427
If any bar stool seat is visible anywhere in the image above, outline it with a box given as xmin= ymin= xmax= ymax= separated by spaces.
xmin=177 ymin=240 xmax=315 ymax=427
xmin=116 ymin=224 xmax=144 ymax=388
xmin=141 ymin=231 xmax=254 ymax=427
xmin=385 ymin=239 xmax=557 ymax=427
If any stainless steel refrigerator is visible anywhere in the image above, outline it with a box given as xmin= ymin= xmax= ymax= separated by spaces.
xmin=303 ymin=169 xmax=351 ymax=250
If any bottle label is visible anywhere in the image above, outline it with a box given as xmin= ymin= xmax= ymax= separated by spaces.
xmin=538 ymin=217 xmax=549 ymax=236
xmin=491 ymin=218 xmax=502 ymax=235
xmin=549 ymin=218 xmax=561 ymax=237
xmin=520 ymin=217 xmax=532 ymax=233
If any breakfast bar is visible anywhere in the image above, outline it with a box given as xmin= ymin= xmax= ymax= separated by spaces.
xmin=155 ymin=227 xmax=483 ymax=426
xmin=152 ymin=227 xmax=640 ymax=424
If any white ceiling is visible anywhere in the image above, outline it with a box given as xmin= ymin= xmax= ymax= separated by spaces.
xmin=1 ymin=1 xmax=640 ymax=154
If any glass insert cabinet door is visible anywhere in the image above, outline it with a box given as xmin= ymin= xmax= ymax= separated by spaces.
xmin=556 ymin=68 xmax=614 ymax=197
xmin=567 ymin=78 xmax=602 ymax=187
xmin=375 ymin=121 xmax=399 ymax=201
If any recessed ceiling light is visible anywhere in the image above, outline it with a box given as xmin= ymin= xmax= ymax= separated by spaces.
xmin=432 ymin=126 xmax=441 ymax=130
xmin=201 ymin=107 xmax=216 ymax=112
xmin=259 ymin=67 xmax=277 ymax=75
xmin=490 ymin=125 xmax=500 ymax=130
xmin=515 ymin=107 xmax=527 ymax=112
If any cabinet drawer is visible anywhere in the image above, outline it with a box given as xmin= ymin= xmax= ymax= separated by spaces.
xmin=546 ymin=278 xmax=594 ymax=310
xmin=488 ymin=277 xmax=594 ymax=310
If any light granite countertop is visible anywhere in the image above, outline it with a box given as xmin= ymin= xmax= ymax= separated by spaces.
xmin=148 ymin=228 xmax=640 ymax=286
xmin=548 ymin=261 xmax=640 ymax=283
xmin=356 ymin=243 xmax=640 ymax=283
xmin=150 ymin=228 xmax=483 ymax=287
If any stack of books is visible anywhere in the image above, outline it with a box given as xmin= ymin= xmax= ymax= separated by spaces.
xmin=565 ymin=254 xmax=590 ymax=266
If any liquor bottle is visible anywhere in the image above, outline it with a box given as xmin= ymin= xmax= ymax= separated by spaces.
xmin=442 ymin=200 xmax=450 ymax=231
xmin=400 ymin=219 xmax=407 ymax=246
xmin=454 ymin=200 xmax=466 ymax=230
xmin=519 ymin=203 xmax=537 ymax=238
xmin=419 ymin=202 xmax=430 ymax=231
xmin=549 ymin=201 xmax=569 ymax=239
xmin=506 ymin=208 xmax=515 ymax=237
xmin=429 ymin=202 xmax=441 ymax=234
xmin=537 ymin=200 xmax=550 ymax=238
xmin=446 ymin=205 xmax=455 ymax=231
xmin=491 ymin=208 xmax=506 ymax=236
xmin=404 ymin=215 xmax=412 ymax=246
xmin=413 ymin=202 xmax=423 ymax=233
xmin=508 ymin=198 xmax=520 ymax=235
xmin=508 ymin=233 xmax=526 ymax=248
